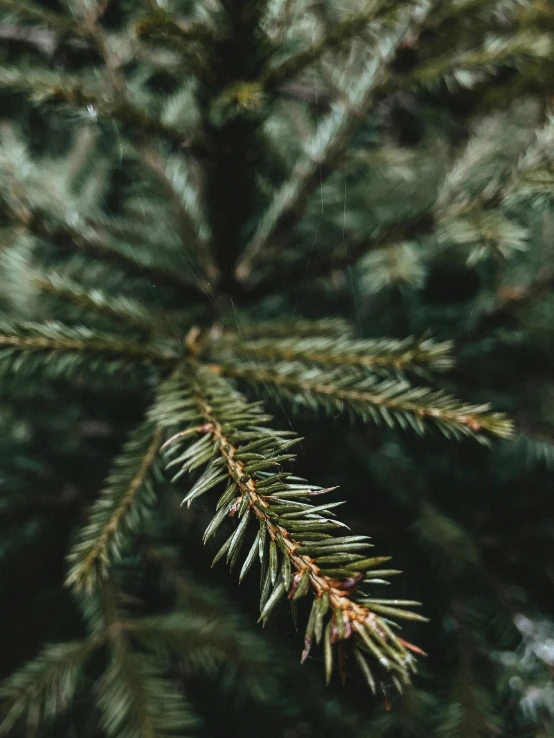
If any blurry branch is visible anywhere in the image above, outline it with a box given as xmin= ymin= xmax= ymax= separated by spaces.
xmin=235 ymin=1 xmax=435 ymax=281
xmin=217 ymin=317 xmax=353 ymax=340
xmin=135 ymin=547 xmax=279 ymax=696
xmin=82 ymin=11 xmax=218 ymax=290
xmin=0 ymin=23 xmax=58 ymax=55
xmin=135 ymin=8 xmax=218 ymax=66
xmin=0 ymin=0 xmax=187 ymax=141
xmin=260 ymin=0 xmax=401 ymax=92
xmin=243 ymin=213 xmax=433 ymax=299
xmin=66 ymin=424 xmax=163 ymax=594
xmin=140 ymin=145 xmax=218 ymax=286
xmin=468 ymin=266 xmax=554 ymax=331
xmin=0 ymin=191 xmax=204 ymax=297
xmin=0 ymin=639 xmax=101 ymax=735
xmin=0 ymin=0 xmax=75 ymax=34
xmin=0 ymin=66 xmax=187 ymax=146
xmin=93 ymin=584 xmax=196 ymax=738
xmin=35 ymin=272 xmax=173 ymax=336
xmin=250 ymin=110 xmax=554 ymax=297
xmin=387 ymin=32 xmax=553 ymax=92
xmin=428 ymin=0 xmax=498 ymax=24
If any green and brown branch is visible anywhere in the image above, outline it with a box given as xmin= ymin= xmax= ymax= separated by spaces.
xmin=135 ymin=9 xmax=218 ymax=60
xmin=156 ymin=366 xmax=426 ymax=691
xmin=216 ymin=317 xmax=353 ymax=340
xmin=0 ymin=0 xmax=77 ymax=34
xmin=206 ymin=361 xmax=513 ymax=440
xmin=0 ymin=320 xmax=178 ymax=371
xmin=208 ymin=332 xmax=454 ymax=374
xmin=66 ymin=424 xmax=163 ymax=594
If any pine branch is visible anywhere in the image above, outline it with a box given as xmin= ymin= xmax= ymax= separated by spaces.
xmin=140 ymin=146 xmax=218 ymax=286
xmin=500 ymin=429 xmax=554 ymax=471
xmin=35 ymin=272 xmax=171 ymax=336
xmin=129 ymin=611 xmax=273 ymax=685
xmin=152 ymin=365 xmax=426 ymax=692
xmin=0 ymin=12 xmax=217 ymax=291
xmin=0 ymin=639 xmax=99 ymax=735
xmin=218 ymin=317 xmax=354 ymax=340
xmin=235 ymin=0 xmax=435 ymax=280
xmin=207 ymin=361 xmax=513 ymax=441
xmin=437 ymin=599 xmax=500 ymax=738
xmin=0 ymin=319 xmax=178 ymax=381
xmin=0 ymin=190 xmax=203 ymax=298
xmin=437 ymin=115 xmax=554 ymax=216
xmin=98 ymin=649 xmax=195 ymax=738
xmin=66 ymin=423 xmax=163 ymax=594
xmin=389 ymin=32 xmax=553 ymax=93
xmin=244 ymin=213 xmax=434 ymax=299
xmin=250 ymin=110 xmax=554 ymax=297
xmin=139 ymin=545 xmax=278 ymax=699
xmin=0 ymin=0 xmax=75 ymax=34
xmin=135 ymin=9 xmax=218 ymax=60
xmin=260 ymin=0 xmax=400 ymax=92
xmin=0 ymin=66 xmax=186 ymax=147
xmin=208 ymin=332 xmax=454 ymax=375
xmin=95 ymin=585 xmax=196 ymax=738
xmin=69 ymin=5 xmax=218 ymax=288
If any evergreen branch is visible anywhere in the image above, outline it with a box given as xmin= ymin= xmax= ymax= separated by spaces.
xmin=140 ymin=146 xmax=218 ymax=286
xmin=35 ymin=272 xmax=170 ymax=336
xmin=235 ymin=0 xmax=435 ymax=281
xmin=153 ymin=366 xmax=425 ymax=691
xmin=0 ymin=639 xmax=99 ymax=735
xmin=429 ymin=0 xmax=500 ymax=25
xmin=96 ymin=587 xmax=196 ymax=738
xmin=389 ymin=32 xmax=553 ymax=92
xmin=129 ymin=611 xmax=274 ymax=687
xmin=0 ymin=6 xmax=216 ymax=292
xmin=66 ymin=423 xmax=163 ymax=594
xmin=0 ymin=319 xmax=177 ymax=381
xmin=435 ymin=115 xmax=554 ymax=216
xmin=135 ymin=10 xmax=218 ymax=56
xmin=207 ymin=361 xmax=513 ymax=441
xmin=249 ymin=112 xmax=554 ymax=296
xmin=0 ymin=0 xmax=75 ymax=34
xmin=0 ymin=192 xmax=203 ymax=297
xmin=141 ymin=545 xmax=277 ymax=698
xmin=0 ymin=66 xmax=187 ymax=147
xmin=245 ymin=213 xmax=433 ymax=299
xmin=209 ymin=332 xmax=454 ymax=374
xmin=218 ymin=317 xmax=353 ymax=340
xmin=98 ymin=649 xmax=195 ymax=738
xmin=260 ymin=0 xmax=399 ymax=91
xmin=69 ymin=6 xmax=217 ymax=289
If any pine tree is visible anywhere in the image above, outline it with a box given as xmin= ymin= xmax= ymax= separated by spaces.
xmin=0 ymin=0 xmax=553 ymax=736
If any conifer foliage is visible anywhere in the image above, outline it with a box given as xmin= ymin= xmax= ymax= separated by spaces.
xmin=0 ymin=0 xmax=552 ymax=735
